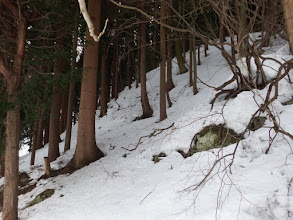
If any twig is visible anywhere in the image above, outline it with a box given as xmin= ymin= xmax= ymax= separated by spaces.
xmin=139 ymin=188 xmax=155 ymax=205
xmin=122 ymin=123 xmax=175 ymax=151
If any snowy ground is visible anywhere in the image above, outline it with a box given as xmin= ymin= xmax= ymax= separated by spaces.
xmin=3 ymin=36 xmax=293 ymax=220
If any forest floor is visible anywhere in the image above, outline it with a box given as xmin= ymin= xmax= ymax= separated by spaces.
xmin=2 ymin=34 xmax=293 ymax=220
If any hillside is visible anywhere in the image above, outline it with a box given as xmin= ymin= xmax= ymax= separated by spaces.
xmin=3 ymin=36 xmax=293 ymax=220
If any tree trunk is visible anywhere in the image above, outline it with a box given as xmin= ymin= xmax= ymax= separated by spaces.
xmin=44 ymin=118 xmax=49 ymax=145
xmin=30 ymin=122 xmax=38 ymax=166
xmin=48 ymin=35 xmax=65 ymax=162
xmin=100 ymin=42 xmax=108 ymax=117
xmin=166 ymin=4 xmax=175 ymax=91
xmin=282 ymin=0 xmax=293 ymax=54
xmin=64 ymin=12 xmax=79 ymax=152
xmin=71 ymin=0 xmax=104 ymax=169
xmin=126 ymin=40 xmax=132 ymax=89
xmin=174 ymin=32 xmax=188 ymax=74
xmin=189 ymin=33 xmax=193 ymax=87
xmin=193 ymin=37 xmax=198 ymax=95
xmin=139 ymin=15 xmax=153 ymax=119
xmin=160 ymin=2 xmax=167 ymax=121
xmin=1 ymin=9 xmax=26 ymax=219
xmin=197 ymin=43 xmax=201 ymax=65
xmin=238 ymin=0 xmax=249 ymax=57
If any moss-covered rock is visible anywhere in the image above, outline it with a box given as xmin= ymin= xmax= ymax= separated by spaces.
xmin=26 ymin=189 xmax=55 ymax=208
xmin=179 ymin=124 xmax=241 ymax=158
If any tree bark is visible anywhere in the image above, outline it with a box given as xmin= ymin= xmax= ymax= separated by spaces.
xmin=166 ymin=4 xmax=175 ymax=91
xmin=193 ymin=37 xmax=198 ymax=95
xmin=71 ymin=0 xmax=104 ymax=169
xmin=99 ymin=42 xmax=108 ymax=117
xmin=160 ymin=2 xmax=167 ymax=121
xmin=1 ymin=5 xmax=26 ymax=219
xmin=64 ymin=11 xmax=79 ymax=152
xmin=174 ymin=32 xmax=188 ymax=74
xmin=140 ymin=14 xmax=153 ymax=119
xmin=189 ymin=33 xmax=193 ymax=87
xmin=48 ymin=35 xmax=65 ymax=162
xmin=282 ymin=0 xmax=293 ymax=54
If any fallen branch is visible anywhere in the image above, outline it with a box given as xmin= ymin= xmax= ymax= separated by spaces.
xmin=122 ymin=123 xmax=175 ymax=151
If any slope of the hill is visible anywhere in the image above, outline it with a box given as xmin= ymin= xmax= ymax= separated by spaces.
xmin=3 ymin=36 xmax=293 ymax=220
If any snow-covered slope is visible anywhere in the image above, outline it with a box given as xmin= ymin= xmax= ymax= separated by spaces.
xmin=6 ymin=36 xmax=293 ymax=220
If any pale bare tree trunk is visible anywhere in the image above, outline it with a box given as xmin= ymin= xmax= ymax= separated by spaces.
xmin=160 ymin=1 xmax=167 ymax=121
xmin=282 ymin=0 xmax=293 ymax=54
xmin=71 ymin=0 xmax=104 ymax=169
xmin=140 ymin=13 xmax=153 ymax=119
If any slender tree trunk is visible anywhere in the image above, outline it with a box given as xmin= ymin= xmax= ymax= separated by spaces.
xmin=127 ymin=41 xmax=132 ymax=89
xmin=71 ymin=0 xmax=104 ymax=169
xmin=204 ymin=43 xmax=208 ymax=57
xmin=30 ymin=122 xmax=38 ymax=166
xmin=189 ymin=33 xmax=193 ymax=87
xmin=174 ymin=32 xmax=188 ymax=74
xmin=166 ymin=4 xmax=175 ymax=91
xmin=193 ymin=37 xmax=198 ymax=95
xmin=139 ymin=15 xmax=153 ymax=119
xmin=136 ymin=37 xmax=140 ymax=88
xmin=48 ymin=34 xmax=65 ymax=162
xmin=238 ymin=0 xmax=249 ymax=57
xmin=160 ymin=2 xmax=167 ymax=121
xmin=100 ymin=43 xmax=108 ymax=117
xmin=282 ymin=0 xmax=293 ymax=54
xmin=111 ymin=37 xmax=119 ymax=99
xmin=197 ymin=43 xmax=201 ymax=65
xmin=44 ymin=118 xmax=49 ymax=145
xmin=64 ymin=12 xmax=79 ymax=152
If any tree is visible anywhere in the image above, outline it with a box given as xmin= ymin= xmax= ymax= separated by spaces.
xmin=282 ymin=0 xmax=293 ymax=54
xmin=71 ymin=0 xmax=104 ymax=169
xmin=160 ymin=1 xmax=167 ymax=121
xmin=0 ymin=1 xmax=26 ymax=219
xmin=139 ymin=12 xmax=153 ymax=119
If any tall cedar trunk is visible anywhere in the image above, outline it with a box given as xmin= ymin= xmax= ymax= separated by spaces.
xmin=136 ymin=36 xmax=140 ymax=88
xmin=48 ymin=35 xmax=64 ymax=162
xmin=127 ymin=43 xmax=132 ymax=89
xmin=166 ymin=3 xmax=175 ymax=91
xmin=174 ymin=32 xmax=188 ymax=74
xmin=160 ymin=2 xmax=167 ymax=121
xmin=238 ymin=0 xmax=249 ymax=57
xmin=2 ymin=10 xmax=26 ymax=220
xmin=44 ymin=118 xmax=49 ymax=145
xmin=140 ymin=15 xmax=153 ymax=119
xmin=64 ymin=12 xmax=79 ymax=152
xmin=197 ymin=43 xmax=201 ymax=65
xmin=60 ymin=92 xmax=68 ymax=134
xmin=111 ymin=38 xmax=119 ymax=99
xmin=189 ymin=33 xmax=193 ymax=87
xmin=282 ymin=0 xmax=293 ymax=54
xmin=152 ymin=22 xmax=158 ymax=69
xmin=30 ymin=122 xmax=38 ymax=166
xmin=71 ymin=0 xmax=104 ymax=169
xmin=100 ymin=43 xmax=108 ymax=117
xmin=193 ymin=36 xmax=198 ymax=95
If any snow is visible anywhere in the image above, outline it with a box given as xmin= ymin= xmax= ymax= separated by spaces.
xmin=4 ymin=36 xmax=293 ymax=219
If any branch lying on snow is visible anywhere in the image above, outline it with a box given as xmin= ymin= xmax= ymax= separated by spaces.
xmin=77 ymin=0 xmax=109 ymax=42
xmin=122 ymin=123 xmax=175 ymax=151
